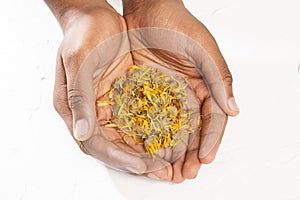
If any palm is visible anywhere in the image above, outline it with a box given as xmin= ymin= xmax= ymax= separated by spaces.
xmin=123 ymin=1 xmax=228 ymax=182
xmin=53 ymin=0 xmax=232 ymax=182
xmin=56 ymin=6 xmax=163 ymax=172
xmin=65 ymin=7 xmax=171 ymax=173
xmin=123 ymin=1 xmax=214 ymax=109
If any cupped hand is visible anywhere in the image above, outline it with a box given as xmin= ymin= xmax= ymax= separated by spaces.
xmin=53 ymin=1 xmax=171 ymax=175
xmin=122 ymin=0 xmax=239 ymax=182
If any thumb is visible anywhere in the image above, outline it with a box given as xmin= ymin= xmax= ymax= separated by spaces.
xmin=67 ymin=62 xmax=97 ymax=141
xmin=186 ymin=32 xmax=240 ymax=116
xmin=201 ymin=50 xmax=240 ymax=117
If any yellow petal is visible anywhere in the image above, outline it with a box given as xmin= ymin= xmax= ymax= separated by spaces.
xmin=105 ymin=123 xmax=118 ymax=128
xmin=97 ymin=100 xmax=112 ymax=106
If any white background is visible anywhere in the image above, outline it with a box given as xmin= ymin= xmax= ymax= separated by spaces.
xmin=1 ymin=0 xmax=300 ymax=199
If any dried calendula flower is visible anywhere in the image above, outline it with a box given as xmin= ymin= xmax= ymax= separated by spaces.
xmin=97 ymin=65 xmax=196 ymax=157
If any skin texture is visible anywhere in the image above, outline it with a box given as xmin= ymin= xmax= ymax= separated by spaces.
xmin=49 ymin=0 xmax=170 ymax=174
xmin=122 ymin=0 xmax=239 ymax=183
xmin=45 ymin=0 xmax=239 ymax=183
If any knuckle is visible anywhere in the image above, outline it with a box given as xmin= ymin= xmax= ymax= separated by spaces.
xmin=220 ymin=65 xmax=233 ymax=86
xmin=61 ymin=47 xmax=86 ymax=71
xmin=67 ymin=88 xmax=83 ymax=110
xmin=53 ymin=89 xmax=70 ymax=116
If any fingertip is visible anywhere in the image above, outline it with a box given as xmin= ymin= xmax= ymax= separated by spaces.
xmin=126 ymin=165 xmax=146 ymax=175
xmin=150 ymin=165 xmax=173 ymax=182
xmin=182 ymin=154 xmax=201 ymax=179
xmin=183 ymin=165 xmax=199 ymax=180
xmin=110 ymin=150 xmax=146 ymax=174
xmin=173 ymin=176 xmax=185 ymax=184
xmin=172 ymin=165 xmax=185 ymax=183
xmin=227 ymin=97 xmax=240 ymax=116
xmin=199 ymin=153 xmax=216 ymax=164
xmin=147 ymin=173 xmax=160 ymax=180
xmin=74 ymin=119 xmax=92 ymax=141
xmin=133 ymin=161 xmax=147 ymax=174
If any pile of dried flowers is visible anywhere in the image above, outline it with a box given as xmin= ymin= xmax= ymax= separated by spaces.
xmin=97 ymin=65 xmax=194 ymax=157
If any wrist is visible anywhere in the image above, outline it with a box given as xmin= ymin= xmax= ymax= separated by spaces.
xmin=44 ymin=0 xmax=107 ymax=32
xmin=122 ymin=0 xmax=183 ymax=16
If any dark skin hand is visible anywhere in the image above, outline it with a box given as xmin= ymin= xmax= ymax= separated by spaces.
xmin=45 ymin=0 xmax=239 ymax=183
xmin=122 ymin=0 xmax=239 ymax=183
xmin=48 ymin=0 xmax=171 ymax=174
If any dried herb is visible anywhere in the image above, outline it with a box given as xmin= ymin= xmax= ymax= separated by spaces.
xmin=97 ymin=65 xmax=195 ymax=157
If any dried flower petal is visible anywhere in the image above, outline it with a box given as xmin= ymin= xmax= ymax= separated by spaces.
xmin=99 ymin=65 xmax=198 ymax=158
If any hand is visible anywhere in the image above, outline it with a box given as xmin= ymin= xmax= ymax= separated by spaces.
xmin=50 ymin=0 xmax=171 ymax=174
xmin=122 ymin=0 xmax=240 ymax=182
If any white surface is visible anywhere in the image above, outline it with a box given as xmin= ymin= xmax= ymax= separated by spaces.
xmin=1 ymin=0 xmax=300 ymax=199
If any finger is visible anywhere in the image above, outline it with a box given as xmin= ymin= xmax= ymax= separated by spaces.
xmin=53 ymin=52 xmax=72 ymax=129
xmin=127 ymin=27 xmax=239 ymax=116
xmin=180 ymin=91 xmax=202 ymax=179
xmin=172 ymin=95 xmax=201 ymax=179
xmin=83 ymin=131 xmax=147 ymax=174
xmin=182 ymin=131 xmax=201 ymax=179
xmin=171 ymin=133 xmax=189 ymax=183
xmin=63 ymin=53 xmax=99 ymax=142
xmin=53 ymin=52 xmax=90 ymax=154
xmin=100 ymin=126 xmax=146 ymax=155
xmin=147 ymin=165 xmax=173 ymax=182
xmin=172 ymin=154 xmax=185 ymax=183
xmin=163 ymin=147 xmax=172 ymax=162
xmin=187 ymin=30 xmax=239 ymax=116
xmin=199 ymin=96 xmax=228 ymax=164
xmin=99 ymin=126 xmax=171 ymax=177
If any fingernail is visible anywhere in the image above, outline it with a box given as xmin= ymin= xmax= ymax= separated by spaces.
xmin=75 ymin=119 xmax=89 ymax=140
xmin=147 ymin=173 xmax=160 ymax=180
xmin=126 ymin=167 xmax=139 ymax=174
xmin=228 ymin=97 xmax=239 ymax=112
